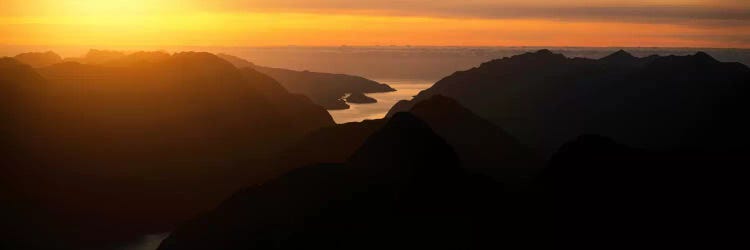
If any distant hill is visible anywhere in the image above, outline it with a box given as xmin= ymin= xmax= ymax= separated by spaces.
xmin=13 ymin=51 xmax=63 ymax=67
xmin=218 ymin=53 xmax=395 ymax=110
xmin=62 ymin=49 xmax=127 ymax=64
xmin=389 ymin=49 xmax=750 ymax=153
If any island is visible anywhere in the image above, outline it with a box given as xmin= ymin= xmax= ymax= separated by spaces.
xmin=344 ymin=92 xmax=377 ymax=104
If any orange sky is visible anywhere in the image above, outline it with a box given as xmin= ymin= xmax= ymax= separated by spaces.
xmin=1 ymin=0 xmax=749 ymax=48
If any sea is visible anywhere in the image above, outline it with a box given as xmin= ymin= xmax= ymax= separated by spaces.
xmin=328 ymin=79 xmax=433 ymax=123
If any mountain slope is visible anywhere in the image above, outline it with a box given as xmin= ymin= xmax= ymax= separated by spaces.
xmin=281 ymin=95 xmax=540 ymax=190
xmin=218 ymin=53 xmax=395 ymax=110
xmin=388 ymin=50 xmax=750 ymax=153
xmin=159 ymin=113 xmax=544 ymax=250
xmin=1 ymin=52 xmax=335 ymax=249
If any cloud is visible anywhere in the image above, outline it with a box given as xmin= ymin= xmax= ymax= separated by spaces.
xmin=204 ymin=0 xmax=750 ymax=25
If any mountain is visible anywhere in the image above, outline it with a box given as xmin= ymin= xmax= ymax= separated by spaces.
xmin=159 ymin=113 xmax=547 ymax=250
xmin=1 ymin=52 xmax=335 ymax=249
xmin=62 ymin=49 xmax=127 ymax=64
xmin=388 ymin=50 xmax=750 ymax=153
xmin=13 ymin=51 xmax=63 ymax=68
xmin=215 ymin=53 xmax=256 ymax=68
xmin=281 ymin=95 xmax=539 ymax=189
xmin=217 ymin=53 xmax=395 ymax=110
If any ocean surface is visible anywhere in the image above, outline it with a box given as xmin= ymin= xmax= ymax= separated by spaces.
xmin=328 ymin=79 xmax=434 ymax=124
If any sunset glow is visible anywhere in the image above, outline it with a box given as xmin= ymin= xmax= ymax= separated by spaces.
xmin=2 ymin=0 xmax=749 ymax=48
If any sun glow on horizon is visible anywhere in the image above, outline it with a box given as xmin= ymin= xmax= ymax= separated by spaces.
xmin=1 ymin=0 xmax=749 ymax=48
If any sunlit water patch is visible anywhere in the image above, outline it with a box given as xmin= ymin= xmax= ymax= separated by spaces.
xmin=328 ymin=79 xmax=433 ymax=124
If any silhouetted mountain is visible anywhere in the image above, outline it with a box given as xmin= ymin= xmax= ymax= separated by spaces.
xmin=239 ymin=67 xmax=334 ymax=132
xmin=13 ymin=51 xmax=63 ymax=68
xmin=600 ymin=49 xmax=635 ymax=62
xmin=281 ymin=119 xmax=387 ymax=166
xmin=217 ymin=53 xmax=395 ymax=110
xmin=281 ymin=95 xmax=540 ymax=189
xmin=343 ymin=92 xmax=376 ymax=103
xmin=159 ymin=113 xmax=546 ymax=250
xmin=388 ymin=50 xmax=750 ymax=153
xmin=1 ymin=52 xmax=335 ymax=249
xmin=408 ymin=95 xmax=541 ymax=188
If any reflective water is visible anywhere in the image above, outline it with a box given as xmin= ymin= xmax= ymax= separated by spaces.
xmin=328 ymin=79 xmax=433 ymax=124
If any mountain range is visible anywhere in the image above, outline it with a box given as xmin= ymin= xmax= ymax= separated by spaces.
xmin=389 ymin=49 xmax=750 ymax=153
xmin=2 ymin=49 xmax=748 ymax=249
xmin=1 ymin=51 xmax=337 ymax=249
xmin=159 ymin=49 xmax=749 ymax=249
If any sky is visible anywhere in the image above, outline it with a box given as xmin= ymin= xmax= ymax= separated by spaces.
xmin=1 ymin=0 xmax=749 ymax=48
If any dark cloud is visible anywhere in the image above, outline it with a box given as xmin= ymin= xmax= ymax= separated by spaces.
xmin=213 ymin=1 xmax=750 ymax=25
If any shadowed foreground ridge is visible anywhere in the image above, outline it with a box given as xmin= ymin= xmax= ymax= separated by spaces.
xmin=545 ymin=134 xmax=745 ymax=248
xmin=159 ymin=112 xmax=548 ymax=250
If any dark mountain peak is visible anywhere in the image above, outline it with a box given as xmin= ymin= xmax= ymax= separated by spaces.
xmin=512 ymin=49 xmax=567 ymax=62
xmin=645 ymin=51 xmax=724 ymax=72
xmin=408 ymin=95 xmax=478 ymax=121
xmin=536 ymin=49 xmax=554 ymax=54
xmin=477 ymin=49 xmax=568 ymax=69
xmin=601 ymin=49 xmax=637 ymax=62
xmin=408 ymin=95 xmax=536 ymax=173
xmin=381 ymin=112 xmax=431 ymax=132
xmin=693 ymin=51 xmax=718 ymax=63
xmin=347 ymin=112 xmax=460 ymax=173
xmin=410 ymin=94 xmax=460 ymax=112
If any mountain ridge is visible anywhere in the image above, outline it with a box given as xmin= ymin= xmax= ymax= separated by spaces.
xmin=388 ymin=49 xmax=750 ymax=153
